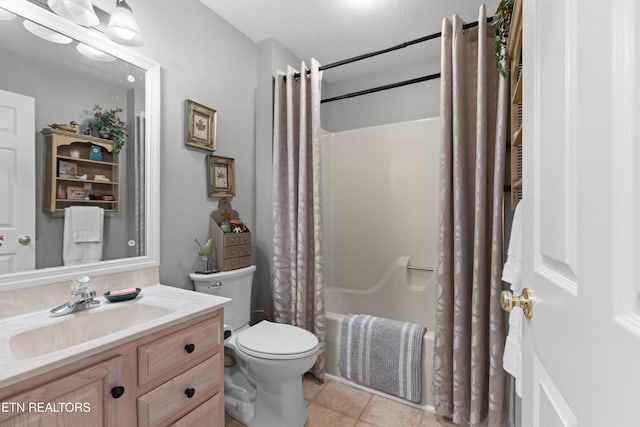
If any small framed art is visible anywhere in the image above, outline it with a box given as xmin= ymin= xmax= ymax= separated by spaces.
xmin=185 ymin=99 xmax=217 ymax=151
xmin=58 ymin=160 xmax=78 ymax=178
xmin=208 ymin=155 xmax=235 ymax=198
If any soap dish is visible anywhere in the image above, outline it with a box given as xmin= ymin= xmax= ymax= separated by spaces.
xmin=104 ymin=288 xmax=141 ymax=302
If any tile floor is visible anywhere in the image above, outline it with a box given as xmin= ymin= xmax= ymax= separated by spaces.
xmin=224 ymin=374 xmax=460 ymax=427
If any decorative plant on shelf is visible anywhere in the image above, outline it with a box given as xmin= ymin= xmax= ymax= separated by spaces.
xmin=91 ymin=104 xmax=127 ymax=155
xmin=493 ymin=0 xmax=515 ymax=78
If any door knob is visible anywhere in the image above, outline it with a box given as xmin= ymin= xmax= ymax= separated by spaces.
xmin=18 ymin=235 xmax=31 ymax=245
xmin=500 ymin=288 xmax=533 ymax=318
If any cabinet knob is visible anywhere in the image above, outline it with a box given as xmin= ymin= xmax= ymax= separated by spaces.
xmin=110 ymin=386 xmax=125 ymax=399
xmin=185 ymin=387 xmax=196 ymax=399
xmin=184 ymin=343 xmax=196 ymax=354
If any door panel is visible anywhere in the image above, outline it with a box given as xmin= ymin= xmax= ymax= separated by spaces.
xmin=0 ymin=89 xmax=35 ymax=273
xmin=522 ymin=0 xmax=640 ymax=425
xmin=532 ymin=356 xmax=576 ymax=427
xmin=534 ymin=0 xmax=578 ymax=291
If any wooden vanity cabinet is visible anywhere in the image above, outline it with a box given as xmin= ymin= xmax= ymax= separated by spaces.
xmin=0 ymin=357 xmax=130 ymax=426
xmin=0 ymin=310 xmax=224 ymax=427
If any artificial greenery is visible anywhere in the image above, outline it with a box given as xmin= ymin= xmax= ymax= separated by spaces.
xmin=91 ymin=105 xmax=127 ymax=155
xmin=493 ymin=0 xmax=515 ymax=78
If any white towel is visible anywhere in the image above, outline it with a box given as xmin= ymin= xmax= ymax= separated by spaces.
xmin=63 ymin=206 xmax=104 ymax=266
xmin=502 ymin=200 xmax=524 ymax=397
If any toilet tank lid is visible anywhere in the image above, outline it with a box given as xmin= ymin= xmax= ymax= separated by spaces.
xmin=236 ymin=321 xmax=318 ymax=357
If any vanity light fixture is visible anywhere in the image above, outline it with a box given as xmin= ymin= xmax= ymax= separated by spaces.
xmin=47 ymin=0 xmax=100 ymax=27
xmin=76 ymin=42 xmax=116 ymax=62
xmin=23 ymin=20 xmax=73 ymax=44
xmin=105 ymin=0 xmax=143 ymax=46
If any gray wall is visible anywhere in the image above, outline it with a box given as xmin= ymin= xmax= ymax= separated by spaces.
xmin=131 ymin=1 xmax=257 ymax=290
xmin=321 ymin=57 xmax=440 ymax=132
xmin=0 ymin=48 xmax=132 ymax=268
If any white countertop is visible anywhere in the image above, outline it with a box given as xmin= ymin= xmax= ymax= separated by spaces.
xmin=0 ymin=284 xmax=230 ymax=388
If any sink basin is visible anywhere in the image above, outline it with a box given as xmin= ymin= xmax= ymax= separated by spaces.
xmin=9 ymin=302 xmax=173 ymax=359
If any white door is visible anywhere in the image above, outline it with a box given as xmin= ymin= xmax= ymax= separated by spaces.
xmin=520 ymin=0 xmax=640 ymax=425
xmin=0 ymin=89 xmax=35 ymax=273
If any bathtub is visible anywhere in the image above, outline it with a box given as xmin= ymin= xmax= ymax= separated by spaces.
xmin=321 ymin=118 xmax=440 ymax=409
xmin=323 ymin=256 xmax=436 ymax=409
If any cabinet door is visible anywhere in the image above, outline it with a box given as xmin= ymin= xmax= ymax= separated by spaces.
xmin=0 ymin=357 xmax=129 ymax=427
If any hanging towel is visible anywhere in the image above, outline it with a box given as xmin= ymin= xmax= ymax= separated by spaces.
xmin=339 ymin=314 xmax=425 ymax=403
xmin=63 ymin=206 xmax=104 ymax=266
xmin=502 ymin=200 xmax=525 ymax=397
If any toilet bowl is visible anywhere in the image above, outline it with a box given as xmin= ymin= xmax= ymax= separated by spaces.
xmin=190 ymin=265 xmax=319 ymax=427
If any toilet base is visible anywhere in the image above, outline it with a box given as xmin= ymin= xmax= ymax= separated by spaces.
xmin=251 ymin=376 xmax=308 ymax=427
xmin=223 ymin=352 xmax=310 ymax=427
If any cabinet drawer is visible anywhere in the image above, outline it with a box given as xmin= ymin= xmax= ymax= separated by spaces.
xmin=223 ymin=232 xmax=251 ymax=247
xmin=223 ymin=243 xmax=251 ymax=258
xmin=169 ymin=392 xmax=223 ymax=427
xmin=138 ymin=354 xmax=222 ymax=427
xmin=138 ymin=317 xmax=221 ymax=385
xmin=223 ymin=256 xmax=251 ymax=271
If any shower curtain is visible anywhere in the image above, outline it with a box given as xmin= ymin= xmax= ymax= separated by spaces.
xmin=433 ymin=5 xmax=509 ymax=426
xmin=272 ymin=59 xmax=326 ymax=379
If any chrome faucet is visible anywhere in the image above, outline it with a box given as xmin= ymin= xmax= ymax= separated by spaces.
xmin=50 ymin=275 xmax=100 ymax=317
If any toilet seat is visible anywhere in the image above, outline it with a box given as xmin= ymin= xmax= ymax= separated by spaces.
xmin=235 ymin=321 xmax=319 ymax=360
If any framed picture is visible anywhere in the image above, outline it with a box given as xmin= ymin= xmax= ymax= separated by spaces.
xmin=185 ymin=99 xmax=217 ymax=151
xmin=58 ymin=160 xmax=78 ymax=178
xmin=208 ymin=155 xmax=235 ymax=198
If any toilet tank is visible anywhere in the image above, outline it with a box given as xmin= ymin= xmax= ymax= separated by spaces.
xmin=191 ymin=265 xmax=256 ymax=330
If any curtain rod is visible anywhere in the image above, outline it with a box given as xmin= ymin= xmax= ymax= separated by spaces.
xmin=321 ymin=73 xmax=440 ymax=103
xmin=296 ymin=16 xmax=493 ymax=80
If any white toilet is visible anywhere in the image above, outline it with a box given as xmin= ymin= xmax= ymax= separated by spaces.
xmin=190 ymin=265 xmax=319 ymax=427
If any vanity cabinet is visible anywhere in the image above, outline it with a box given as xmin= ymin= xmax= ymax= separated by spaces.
xmin=42 ymin=128 xmax=120 ymax=213
xmin=0 ymin=310 xmax=224 ymax=427
xmin=0 ymin=357 xmax=128 ymax=426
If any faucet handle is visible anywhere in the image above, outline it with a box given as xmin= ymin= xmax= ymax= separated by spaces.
xmin=71 ymin=275 xmax=93 ymax=295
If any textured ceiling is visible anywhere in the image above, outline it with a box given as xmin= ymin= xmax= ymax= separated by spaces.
xmin=200 ymin=0 xmax=498 ymax=82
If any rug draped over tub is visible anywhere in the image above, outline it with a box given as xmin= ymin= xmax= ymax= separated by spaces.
xmin=339 ymin=314 xmax=425 ymax=403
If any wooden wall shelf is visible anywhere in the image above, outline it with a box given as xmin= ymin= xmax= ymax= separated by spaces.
xmin=42 ymin=128 xmax=120 ymax=213
xmin=507 ymin=0 xmax=523 ymax=208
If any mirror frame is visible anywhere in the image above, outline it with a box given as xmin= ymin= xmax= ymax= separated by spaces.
xmin=0 ymin=0 xmax=160 ymax=290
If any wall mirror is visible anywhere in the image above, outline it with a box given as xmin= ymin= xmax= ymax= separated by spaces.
xmin=0 ymin=0 xmax=160 ymax=290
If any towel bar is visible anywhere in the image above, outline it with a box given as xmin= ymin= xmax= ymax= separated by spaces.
xmin=407 ymin=265 xmax=434 ymax=272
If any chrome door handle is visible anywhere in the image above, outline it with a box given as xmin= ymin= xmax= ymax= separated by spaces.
xmin=500 ymin=288 xmax=533 ymax=318
xmin=18 ymin=235 xmax=31 ymax=245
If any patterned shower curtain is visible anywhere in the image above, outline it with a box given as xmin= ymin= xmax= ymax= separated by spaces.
xmin=433 ymin=5 xmax=509 ymax=426
xmin=272 ymin=59 xmax=325 ymax=379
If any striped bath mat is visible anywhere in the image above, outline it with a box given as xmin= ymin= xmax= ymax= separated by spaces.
xmin=338 ymin=314 xmax=425 ymax=403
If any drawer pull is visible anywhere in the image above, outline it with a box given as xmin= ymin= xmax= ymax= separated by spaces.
xmin=111 ymin=386 xmax=125 ymax=399
xmin=184 ymin=343 xmax=196 ymax=353
xmin=185 ymin=387 xmax=196 ymax=399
